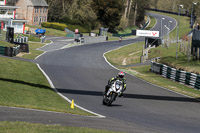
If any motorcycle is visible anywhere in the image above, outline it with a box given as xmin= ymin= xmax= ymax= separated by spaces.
xmin=119 ymin=37 xmax=122 ymax=42
xmin=103 ymin=80 xmax=123 ymax=106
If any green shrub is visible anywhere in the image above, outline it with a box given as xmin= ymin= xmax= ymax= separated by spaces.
xmin=42 ymin=22 xmax=91 ymax=33
xmin=67 ymin=24 xmax=91 ymax=33
xmin=41 ymin=22 xmax=67 ymax=31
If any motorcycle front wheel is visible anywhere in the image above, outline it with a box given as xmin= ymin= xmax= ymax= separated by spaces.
xmin=107 ymin=93 xmax=117 ymax=106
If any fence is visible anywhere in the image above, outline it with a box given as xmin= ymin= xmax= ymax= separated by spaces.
xmin=151 ymin=61 xmax=200 ymax=90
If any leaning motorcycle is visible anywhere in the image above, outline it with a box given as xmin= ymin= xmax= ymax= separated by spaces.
xmin=103 ymin=80 xmax=123 ymax=106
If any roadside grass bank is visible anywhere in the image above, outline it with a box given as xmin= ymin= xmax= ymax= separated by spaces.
xmin=0 ymin=38 xmax=93 ymax=116
xmin=104 ymin=12 xmax=200 ymax=99
xmin=106 ymin=41 xmax=144 ymax=66
xmin=122 ymin=66 xmax=200 ymax=98
xmin=27 ymin=25 xmax=67 ymax=37
xmin=0 ymin=57 xmax=91 ymax=116
xmin=145 ymin=16 xmax=156 ymax=30
xmin=17 ymin=42 xmax=45 ymax=59
xmin=0 ymin=41 xmax=16 ymax=47
xmin=0 ymin=121 xmax=121 ymax=133
xmin=149 ymin=11 xmax=191 ymax=39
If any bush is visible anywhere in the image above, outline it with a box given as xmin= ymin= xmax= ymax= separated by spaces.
xmin=67 ymin=24 xmax=91 ymax=33
xmin=41 ymin=22 xmax=67 ymax=31
xmin=42 ymin=22 xmax=91 ymax=33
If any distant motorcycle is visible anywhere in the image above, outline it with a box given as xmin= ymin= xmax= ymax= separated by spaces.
xmin=119 ymin=36 xmax=122 ymax=42
xmin=103 ymin=80 xmax=123 ymax=106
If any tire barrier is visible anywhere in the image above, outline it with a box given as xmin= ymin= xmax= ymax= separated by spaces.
xmin=14 ymin=37 xmax=28 ymax=43
xmin=0 ymin=46 xmax=5 ymax=55
xmin=0 ymin=45 xmax=20 ymax=57
xmin=13 ymin=42 xmax=29 ymax=53
xmin=151 ymin=61 xmax=200 ymax=90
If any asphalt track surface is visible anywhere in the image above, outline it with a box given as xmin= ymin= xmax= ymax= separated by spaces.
xmin=1 ymin=13 xmax=200 ymax=133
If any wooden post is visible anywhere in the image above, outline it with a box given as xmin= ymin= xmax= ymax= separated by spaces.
xmin=142 ymin=44 xmax=145 ymax=56
xmin=193 ymin=47 xmax=196 ymax=59
xmin=187 ymin=38 xmax=191 ymax=62
xmin=197 ymin=48 xmax=200 ymax=60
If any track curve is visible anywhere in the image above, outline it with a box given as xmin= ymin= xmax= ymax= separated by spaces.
xmin=5 ymin=13 xmax=200 ymax=133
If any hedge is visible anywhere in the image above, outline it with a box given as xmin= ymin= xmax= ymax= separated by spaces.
xmin=41 ymin=22 xmax=67 ymax=31
xmin=41 ymin=22 xmax=91 ymax=33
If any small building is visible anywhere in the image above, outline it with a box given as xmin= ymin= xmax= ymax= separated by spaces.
xmin=15 ymin=0 xmax=48 ymax=26
xmin=0 ymin=0 xmax=27 ymax=33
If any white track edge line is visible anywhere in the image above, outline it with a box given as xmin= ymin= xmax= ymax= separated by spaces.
xmin=36 ymin=63 xmax=105 ymax=118
xmin=103 ymin=14 xmax=200 ymax=102
xmin=103 ymin=46 xmax=200 ymax=101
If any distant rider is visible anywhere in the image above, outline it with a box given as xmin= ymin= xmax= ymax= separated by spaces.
xmin=104 ymin=72 xmax=127 ymax=97
xmin=119 ymin=36 xmax=122 ymax=42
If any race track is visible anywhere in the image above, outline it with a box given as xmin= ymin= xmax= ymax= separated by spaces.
xmin=1 ymin=13 xmax=200 ymax=133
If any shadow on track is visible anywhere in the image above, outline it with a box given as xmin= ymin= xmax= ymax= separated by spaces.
xmin=57 ymin=88 xmax=200 ymax=103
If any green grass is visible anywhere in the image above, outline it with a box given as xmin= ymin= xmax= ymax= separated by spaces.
xmin=26 ymin=34 xmax=41 ymax=42
xmin=0 ymin=57 xmax=91 ymax=115
xmin=0 ymin=40 xmax=16 ymax=47
xmin=150 ymin=11 xmax=191 ymax=39
xmin=149 ymin=44 xmax=200 ymax=74
xmin=146 ymin=16 xmax=156 ymax=30
xmin=27 ymin=25 xmax=67 ymax=37
xmin=105 ymin=42 xmax=143 ymax=65
xmin=104 ymin=11 xmax=200 ymax=99
xmin=122 ymin=66 xmax=200 ymax=98
xmin=18 ymin=42 xmax=44 ymax=59
xmin=105 ymin=15 xmax=157 ymax=64
xmin=117 ymin=26 xmax=137 ymax=34
xmin=0 ymin=121 xmax=120 ymax=133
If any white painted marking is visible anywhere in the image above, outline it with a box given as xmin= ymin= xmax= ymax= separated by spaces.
xmin=103 ymin=14 xmax=199 ymax=102
xmin=36 ymin=63 xmax=105 ymax=118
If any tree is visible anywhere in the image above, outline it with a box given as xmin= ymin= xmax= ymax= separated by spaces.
xmin=92 ymin=0 xmax=124 ymax=32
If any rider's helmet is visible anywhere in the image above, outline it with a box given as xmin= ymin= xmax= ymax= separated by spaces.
xmin=118 ymin=72 xmax=124 ymax=79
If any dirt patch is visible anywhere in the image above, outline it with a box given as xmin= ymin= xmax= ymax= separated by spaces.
xmin=16 ymin=52 xmax=31 ymax=57
xmin=122 ymin=58 xmax=127 ymax=65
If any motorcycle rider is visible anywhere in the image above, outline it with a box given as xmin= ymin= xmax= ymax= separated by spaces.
xmin=119 ymin=36 xmax=122 ymax=42
xmin=104 ymin=72 xmax=127 ymax=97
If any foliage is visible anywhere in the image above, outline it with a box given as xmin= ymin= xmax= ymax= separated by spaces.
xmin=92 ymin=0 xmax=124 ymax=32
xmin=42 ymin=22 xmax=91 ymax=33
xmin=149 ymin=0 xmax=200 ymax=24
xmin=41 ymin=22 xmax=67 ymax=31
xmin=45 ymin=0 xmax=151 ymax=32
xmin=46 ymin=0 xmax=97 ymax=30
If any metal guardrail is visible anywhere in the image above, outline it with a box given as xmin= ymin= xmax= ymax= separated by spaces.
xmin=151 ymin=61 xmax=200 ymax=90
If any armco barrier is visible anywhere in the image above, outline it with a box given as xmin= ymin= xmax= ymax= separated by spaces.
xmin=151 ymin=61 xmax=200 ymax=90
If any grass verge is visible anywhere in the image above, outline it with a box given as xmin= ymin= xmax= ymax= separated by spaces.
xmin=0 ymin=121 xmax=120 ymax=133
xmin=0 ymin=40 xmax=16 ymax=47
xmin=105 ymin=42 xmax=143 ymax=66
xmin=122 ymin=66 xmax=200 ymax=98
xmin=27 ymin=25 xmax=67 ymax=37
xmin=146 ymin=16 xmax=156 ymax=30
xmin=17 ymin=42 xmax=45 ymax=59
xmin=104 ymin=11 xmax=200 ymax=99
xmin=0 ymin=57 xmax=91 ymax=116
xmin=149 ymin=11 xmax=191 ymax=39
